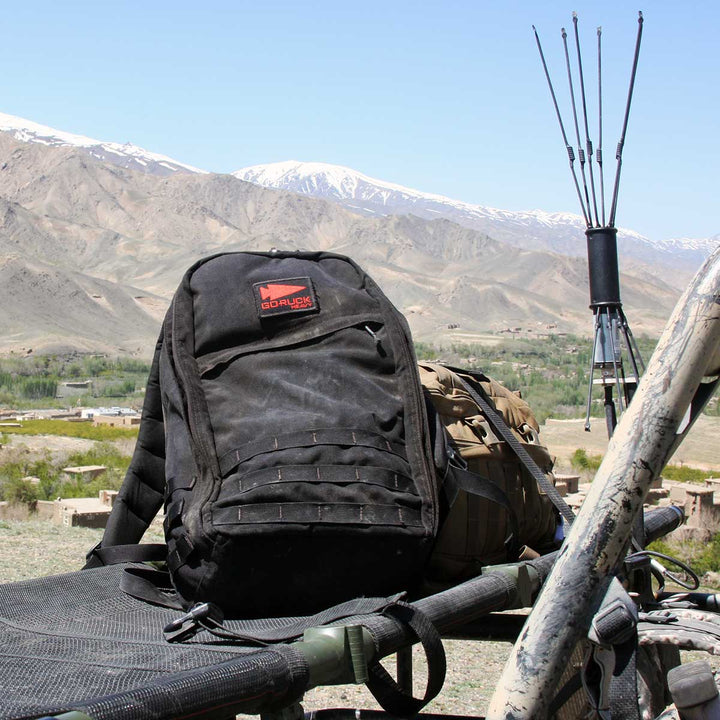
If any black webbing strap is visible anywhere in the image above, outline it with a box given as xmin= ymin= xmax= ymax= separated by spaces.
xmin=585 ymin=579 xmax=641 ymax=720
xmin=607 ymin=588 xmax=641 ymax=720
xmin=212 ymin=501 xmax=424 ymax=528
xmin=85 ymin=542 xmax=167 ymax=569
xmin=168 ymin=595 xmax=407 ymax=646
xmin=218 ymin=429 xmax=407 ymax=477
xmin=548 ymin=672 xmax=584 ymax=717
xmin=223 ymin=464 xmax=417 ymax=495
xmin=119 ymin=567 xmax=413 ymax=648
xmin=366 ymin=601 xmax=447 ymax=717
xmin=610 ymin=649 xmax=641 ymax=720
xmin=448 ymin=367 xmax=576 ymax=527
xmin=120 ymin=566 xmax=185 ymax=610
xmin=448 ymin=463 xmax=520 ymax=560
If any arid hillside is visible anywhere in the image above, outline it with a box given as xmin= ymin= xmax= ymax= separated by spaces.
xmin=0 ymin=133 xmax=681 ymax=356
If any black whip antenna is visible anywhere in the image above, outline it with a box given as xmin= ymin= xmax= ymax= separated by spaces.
xmin=533 ymin=12 xmax=646 ymax=439
xmin=561 ymin=25 xmax=593 ymax=227
xmin=573 ymin=12 xmax=600 ymax=227
xmin=597 ymin=25 xmax=606 ymax=226
xmin=533 ymin=25 xmax=590 ymax=226
xmin=609 ymin=11 xmax=644 ymax=226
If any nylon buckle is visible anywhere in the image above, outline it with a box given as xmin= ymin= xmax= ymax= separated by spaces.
xmin=589 ymin=597 xmax=637 ymax=647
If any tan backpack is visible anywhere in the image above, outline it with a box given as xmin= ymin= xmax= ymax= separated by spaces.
xmin=419 ymin=362 xmax=562 ymax=588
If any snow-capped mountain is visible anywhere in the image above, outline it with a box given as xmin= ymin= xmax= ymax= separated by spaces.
xmin=0 ymin=119 xmax=685 ymax=353
xmin=655 ymin=235 xmax=720 ymax=266
xmin=232 ymin=160 xmax=641 ymax=254
xmin=0 ymin=112 xmax=206 ymax=177
xmin=0 ymin=111 xmax=713 ymax=280
xmin=233 ymin=161 xmax=716 ymax=278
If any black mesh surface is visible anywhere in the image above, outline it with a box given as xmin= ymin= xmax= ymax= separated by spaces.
xmin=0 ymin=565 xmax=309 ymax=720
xmin=0 ymin=551 xmax=564 ymax=720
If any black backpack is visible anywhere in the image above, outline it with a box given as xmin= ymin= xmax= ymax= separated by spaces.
xmin=88 ymin=250 xmax=568 ymax=618
xmin=90 ymin=251 xmax=439 ymax=616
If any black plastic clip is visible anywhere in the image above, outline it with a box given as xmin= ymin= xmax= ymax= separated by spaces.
xmin=446 ymin=443 xmax=468 ymax=471
xmin=163 ymin=602 xmax=224 ymax=643
xmin=590 ymin=596 xmax=637 ymax=647
xmin=638 ymin=611 xmax=677 ymax=625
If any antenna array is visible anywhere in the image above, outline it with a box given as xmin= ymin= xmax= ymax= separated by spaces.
xmin=533 ymin=11 xmax=645 ymax=438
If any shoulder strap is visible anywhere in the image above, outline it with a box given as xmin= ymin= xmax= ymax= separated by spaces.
xmin=119 ymin=565 xmax=186 ymax=610
xmin=446 ymin=366 xmax=576 ymax=528
xmin=164 ymin=595 xmax=409 ymax=645
xmin=85 ymin=330 xmax=167 ymax=567
xmin=86 ymin=542 xmax=167 ymax=569
xmin=447 ymin=461 xmax=520 ymax=560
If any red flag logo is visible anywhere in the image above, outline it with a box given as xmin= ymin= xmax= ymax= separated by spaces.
xmin=253 ymin=276 xmax=318 ymax=318
xmin=259 ymin=283 xmax=308 ymax=301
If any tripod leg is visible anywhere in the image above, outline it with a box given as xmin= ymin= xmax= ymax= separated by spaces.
xmin=603 ymin=385 xmax=617 ymax=437
xmin=585 ymin=310 xmax=602 ymax=431
xmin=618 ymin=310 xmax=644 ymax=408
xmin=607 ymin=311 xmax=625 ymax=415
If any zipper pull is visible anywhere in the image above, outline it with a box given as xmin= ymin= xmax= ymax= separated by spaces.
xmin=364 ymin=325 xmax=384 ymax=355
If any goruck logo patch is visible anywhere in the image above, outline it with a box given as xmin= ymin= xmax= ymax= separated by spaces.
xmin=253 ymin=277 xmax=319 ymax=318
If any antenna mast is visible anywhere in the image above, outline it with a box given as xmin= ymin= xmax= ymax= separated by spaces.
xmin=533 ymin=11 xmax=646 ymax=438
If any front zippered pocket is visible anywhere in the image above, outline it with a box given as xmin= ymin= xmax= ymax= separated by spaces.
xmin=196 ymin=314 xmax=387 ymax=376
xmin=200 ymin=321 xmax=399 ymax=459
xmin=199 ymin=320 xmax=426 ymax=536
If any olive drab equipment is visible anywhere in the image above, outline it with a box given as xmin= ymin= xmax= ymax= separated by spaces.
xmin=420 ymin=363 xmax=564 ymax=589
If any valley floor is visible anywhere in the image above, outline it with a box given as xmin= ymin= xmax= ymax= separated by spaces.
xmin=541 ymin=414 xmax=720 ymax=473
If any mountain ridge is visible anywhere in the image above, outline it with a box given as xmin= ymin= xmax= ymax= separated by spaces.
xmin=233 ymin=160 xmax=717 ymax=280
xmin=0 ymin=115 xmax=688 ymax=356
xmin=0 ymin=111 xmax=715 ymax=267
xmin=0 ymin=112 xmax=206 ymax=178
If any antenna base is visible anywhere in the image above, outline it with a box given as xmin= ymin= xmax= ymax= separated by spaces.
xmin=584 ymin=303 xmax=645 ymax=438
xmin=586 ymin=227 xmax=621 ymax=306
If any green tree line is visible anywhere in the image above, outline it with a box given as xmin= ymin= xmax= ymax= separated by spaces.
xmin=1 ymin=338 xmax=717 ymax=421
xmin=0 ymin=355 xmax=151 ymax=407
xmin=413 ymin=334 xmax=716 ymax=424
xmin=0 ymin=443 xmax=130 ymax=504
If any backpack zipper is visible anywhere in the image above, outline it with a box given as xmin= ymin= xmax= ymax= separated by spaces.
xmin=381 ymin=305 xmax=438 ymax=536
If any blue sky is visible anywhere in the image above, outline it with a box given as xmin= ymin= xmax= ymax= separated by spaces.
xmin=1 ymin=1 xmax=717 ymax=242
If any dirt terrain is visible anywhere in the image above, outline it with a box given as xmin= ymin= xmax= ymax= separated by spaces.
xmin=1 ymin=432 xmax=98 ymax=456
xmin=541 ymin=414 xmax=720 ymax=471
xmin=0 ymin=414 xmax=717 ymax=716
